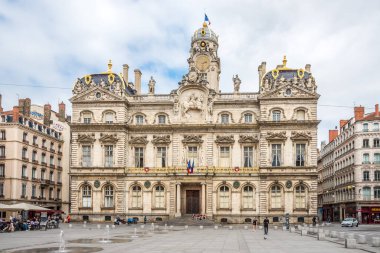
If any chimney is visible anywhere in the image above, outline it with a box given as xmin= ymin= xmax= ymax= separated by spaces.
xmin=18 ymin=98 xmax=25 ymax=115
xmin=329 ymin=129 xmax=339 ymax=143
xmin=122 ymin=64 xmax=129 ymax=86
xmin=0 ymin=94 xmax=3 ymax=112
xmin=354 ymin=106 xmax=365 ymax=121
xmin=134 ymin=69 xmax=142 ymax=95
xmin=12 ymin=106 xmax=19 ymax=122
xmin=43 ymin=104 xmax=52 ymax=126
xmin=305 ymin=64 xmax=311 ymax=72
xmin=340 ymin=119 xmax=349 ymax=128
xmin=375 ymin=104 xmax=379 ymax=115
xmin=58 ymin=102 xmax=66 ymax=122
xmin=24 ymin=98 xmax=31 ymax=117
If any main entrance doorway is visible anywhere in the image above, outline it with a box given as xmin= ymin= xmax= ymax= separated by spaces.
xmin=186 ymin=190 xmax=200 ymax=214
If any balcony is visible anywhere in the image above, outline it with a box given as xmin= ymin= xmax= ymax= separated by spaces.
xmin=362 ymin=161 xmax=371 ymax=164
xmin=0 ymin=194 xmax=4 ymax=198
xmin=31 ymin=177 xmax=39 ymax=182
xmin=32 ymin=159 xmax=38 ymax=164
xmin=49 ymin=197 xmax=55 ymax=201
xmin=0 ymin=175 xmax=4 ymax=178
xmin=31 ymin=196 xmax=37 ymax=199
xmin=32 ymin=143 xmax=38 ymax=147
xmin=57 ymin=151 xmax=62 ymax=156
xmin=22 ymin=157 xmax=29 ymax=162
xmin=41 ymin=162 xmax=47 ymax=166
xmin=50 ymin=148 xmax=55 ymax=153
xmin=57 ymin=181 xmax=62 ymax=185
xmin=50 ymin=180 xmax=55 ymax=184
xmin=49 ymin=164 xmax=55 ymax=169
xmin=20 ymin=195 xmax=27 ymax=199
xmin=42 ymin=146 xmax=47 ymax=151
xmin=22 ymin=176 xmax=28 ymax=180
xmin=0 ymin=155 xmax=5 ymax=159
xmin=40 ymin=179 xmax=48 ymax=186
xmin=22 ymin=140 xmax=29 ymax=144
xmin=57 ymin=166 xmax=62 ymax=170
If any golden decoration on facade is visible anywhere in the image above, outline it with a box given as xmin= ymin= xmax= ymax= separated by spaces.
xmin=108 ymin=73 xmax=115 ymax=84
xmin=107 ymin=59 xmax=113 ymax=73
xmin=271 ymin=69 xmax=279 ymax=79
xmin=282 ymin=55 xmax=287 ymax=67
xmin=125 ymin=167 xmax=259 ymax=174
xmin=84 ymin=75 xmax=92 ymax=84
xmin=297 ymin=69 xmax=305 ymax=78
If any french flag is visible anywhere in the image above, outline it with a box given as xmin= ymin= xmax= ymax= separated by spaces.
xmin=204 ymin=14 xmax=211 ymax=25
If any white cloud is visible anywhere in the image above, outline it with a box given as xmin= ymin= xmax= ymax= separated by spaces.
xmin=0 ymin=0 xmax=380 ymax=145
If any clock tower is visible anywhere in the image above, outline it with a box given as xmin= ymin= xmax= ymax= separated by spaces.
xmin=188 ymin=22 xmax=221 ymax=92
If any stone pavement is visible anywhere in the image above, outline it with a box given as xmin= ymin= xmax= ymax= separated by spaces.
xmin=0 ymin=223 xmax=375 ymax=253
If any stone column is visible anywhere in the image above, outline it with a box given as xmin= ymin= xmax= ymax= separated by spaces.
xmin=201 ymin=182 xmax=206 ymax=214
xmin=175 ymin=183 xmax=181 ymax=217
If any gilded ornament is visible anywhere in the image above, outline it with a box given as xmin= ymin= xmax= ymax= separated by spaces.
xmin=297 ymin=69 xmax=305 ymax=79
xmin=84 ymin=75 xmax=92 ymax=85
xmin=272 ymin=69 xmax=279 ymax=79
xmin=108 ymin=73 xmax=115 ymax=84
xmin=233 ymin=181 xmax=240 ymax=189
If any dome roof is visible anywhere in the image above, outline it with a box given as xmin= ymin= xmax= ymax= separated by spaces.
xmin=262 ymin=56 xmax=311 ymax=82
xmin=191 ymin=23 xmax=218 ymax=43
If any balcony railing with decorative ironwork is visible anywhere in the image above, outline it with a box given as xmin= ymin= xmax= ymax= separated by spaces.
xmin=125 ymin=166 xmax=259 ymax=174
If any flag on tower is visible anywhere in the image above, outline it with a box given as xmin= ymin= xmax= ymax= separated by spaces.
xmin=204 ymin=14 xmax=211 ymax=25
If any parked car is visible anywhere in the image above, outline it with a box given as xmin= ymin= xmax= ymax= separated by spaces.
xmin=341 ymin=218 xmax=359 ymax=227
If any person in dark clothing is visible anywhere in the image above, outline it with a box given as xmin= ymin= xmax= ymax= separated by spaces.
xmin=263 ymin=217 xmax=269 ymax=236
xmin=312 ymin=217 xmax=316 ymax=226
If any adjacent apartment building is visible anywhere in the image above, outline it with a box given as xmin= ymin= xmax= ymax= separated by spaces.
xmin=0 ymin=96 xmax=70 ymax=215
xmin=318 ymin=105 xmax=380 ymax=223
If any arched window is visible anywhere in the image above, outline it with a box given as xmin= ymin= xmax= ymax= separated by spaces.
xmin=272 ymin=110 xmax=281 ymax=122
xmin=104 ymin=185 xmax=114 ymax=207
xmin=295 ymin=185 xmax=306 ymax=209
xmin=158 ymin=115 xmax=166 ymax=124
xmin=221 ymin=114 xmax=229 ymax=124
xmin=363 ymin=186 xmax=371 ymax=200
xmin=104 ymin=112 xmax=114 ymax=124
xmin=375 ymin=171 xmax=380 ymax=181
xmin=219 ymin=186 xmax=230 ymax=209
xmin=135 ymin=115 xmax=144 ymax=125
xmin=374 ymin=187 xmax=380 ymax=199
xmin=82 ymin=112 xmax=92 ymax=124
xmin=271 ymin=185 xmax=282 ymax=209
xmin=131 ymin=185 xmax=142 ymax=208
xmin=154 ymin=185 xmax=165 ymax=208
xmin=242 ymin=186 xmax=254 ymax=209
xmin=296 ymin=110 xmax=305 ymax=121
xmin=82 ymin=185 xmax=92 ymax=208
xmin=244 ymin=113 xmax=252 ymax=123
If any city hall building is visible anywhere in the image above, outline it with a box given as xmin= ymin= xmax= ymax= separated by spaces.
xmin=69 ymin=22 xmax=320 ymax=224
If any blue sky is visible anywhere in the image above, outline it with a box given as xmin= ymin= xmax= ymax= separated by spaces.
xmin=0 ymin=0 xmax=380 ymax=144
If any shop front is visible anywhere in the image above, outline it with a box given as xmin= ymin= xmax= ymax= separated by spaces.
xmin=360 ymin=206 xmax=380 ymax=224
xmin=345 ymin=204 xmax=357 ymax=218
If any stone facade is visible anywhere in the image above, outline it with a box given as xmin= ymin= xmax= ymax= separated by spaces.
xmin=70 ymin=22 xmax=319 ymax=224
xmin=0 ymin=97 xmax=70 ymax=217
xmin=318 ymin=105 xmax=380 ymax=223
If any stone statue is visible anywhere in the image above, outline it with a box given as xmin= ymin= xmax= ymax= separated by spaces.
xmin=182 ymin=93 xmax=203 ymax=117
xmin=233 ymin=74 xmax=241 ymax=92
xmin=100 ymin=78 xmax=106 ymax=88
xmin=148 ymin=76 xmax=156 ymax=94
xmin=207 ymin=96 xmax=213 ymax=115
xmin=173 ymin=97 xmax=179 ymax=114
xmin=263 ymin=78 xmax=270 ymax=91
xmin=292 ymin=76 xmax=298 ymax=86
xmin=115 ymin=80 xmax=122 ymax=96
xmin=73 ymin=78 xmax=83 ymax=95
xmin=90 ymin=79 xmax=97 ymax=87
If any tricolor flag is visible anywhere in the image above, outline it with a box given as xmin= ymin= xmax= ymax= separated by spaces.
xmin=204 ymin=14 xmax=211 ymax=25
xmin=187 ymin=160 xmax=193 ymax=174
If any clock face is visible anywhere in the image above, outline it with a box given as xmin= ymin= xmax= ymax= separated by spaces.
xmin=195 ymin=55 xmax=210 ymax=72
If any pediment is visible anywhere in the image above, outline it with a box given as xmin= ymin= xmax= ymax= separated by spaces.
xmin=266 ymin=131 xmax=287 ymax=141
xmin=290 ymin=131 xmax=312 ymax=141
xmin=152 ymin=135 xmax=171 ymax=145
xmin=182 ymin=135 xmax=203 ymax=144
xmin=77 ymin=134 xmax=96 ymax=143
xmin=238 ymin=135 xmax=259 ymax=144
xmin=71 ymin=87 xmax=123 ymax=102
xmin=129 ymin=136 xmax=148 ymax=145
xmin=99 ymin=134 xmax=118 ymax=143
xmin=215 ymin=135 xmax=235 ymax=144
xmin=259 ymin=84 xmax=319 ymax=100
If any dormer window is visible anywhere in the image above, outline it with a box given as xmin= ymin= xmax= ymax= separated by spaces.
xmin=158 ymin=115 xmax=166 ymax=124
xmin=221 ymin=114 xmax=229 ymax=124
xmin=105 ymin=112 xmax=114 ymax=124
xmin=244 ymin=113 xmax=252 ymax=123
xmin=363 ymin=123 xmax=368 ymax=132
xmin=136 ymin=115 xmax=144 ymax=125
xmin=273 ymin=110 xmax=281 ymax=122
xmin=296 ymin=110 xmax=305 ymax=121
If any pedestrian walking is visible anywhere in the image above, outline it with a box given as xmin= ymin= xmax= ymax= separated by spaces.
xmin=252 ymin=217 xmax=257 ymax=231
xmin=263 ymin=217 xmax=269 ymax=236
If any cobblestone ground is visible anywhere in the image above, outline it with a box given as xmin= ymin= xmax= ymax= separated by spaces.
xmin=0 ymin=223 xmax=379 ymax=253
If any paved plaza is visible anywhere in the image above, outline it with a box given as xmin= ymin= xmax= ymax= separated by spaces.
xmin=1 ymin=223 xmax=380 ymax=253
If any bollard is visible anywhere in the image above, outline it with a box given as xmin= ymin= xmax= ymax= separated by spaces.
xmin=97 ymin=224 xmax=101 ymax=229
xmin=214 ymin=225 xmax=218 ymax=230
xmin=345 ymin=238 xmax=356 ymax=249
xmin=229 ymin=226 xmax=233 ymax=230
xmin=170 ymin=225 xmax=174 ymax=230
xmin=259 ymin=225 xmax=263 ymax=230
xmin=357 ymin=235 xmax=366 ymax=244
xmin=324 ymin=230 xmax=330 ymax=237
xmin=338 ymin=232 xmax=346 ymax=239
xmin=372 ymin=237 xmax=380 ymax=247
xmin=69 ymin=224 xmax=73 ymax=229
xmin=274 ymin=226 xmax=278 ymax=230
xmin=199 ymin=225 xmax=203 ymax=230
xmin=321 ymin=223 xmax=325 ymax=227
xmin=112 ymin=225 xmax=116 ymax=229
xmin=140 ymin=225 xmax=145 ymax=229
xmin=301 ymin=229 xmax=308 ymax=236
xmin=330 ymin=231 xmax=337 ymax=238
xmin=244 ymin=225 xmax=248 ymax=230
xmin=185 ymin=225 xmax=188 ymax=230
xmin=282 ymin=226 xmax=287 ymax=231
xmin=290 ymin=227 xmax=296 ymax=233
xmin=318 ymin=229 xmax=323 ymax=234
xmin=318 ymin=232 xmax=325 ymax=241
xmin=346 ymin=233 xmax=354 ymax=239
xmin=316 ymin=224 xmax=319 ymax=227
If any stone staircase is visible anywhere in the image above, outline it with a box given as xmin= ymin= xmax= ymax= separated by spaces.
xmin=158 ymin=215 xmax=217 ymax=226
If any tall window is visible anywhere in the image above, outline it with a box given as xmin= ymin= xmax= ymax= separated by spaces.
xmin=158 ymin=115 xmax=166 ymax=124
xmin=41 ymin=169 xmax=45 ymax=180
xmin=23 ymin=132 xmax=28 ymax=142
xmin=155 ymin=185 xmax=165 ymax=208
xmin=49 ymin=171 xmax=54 ymax=182
xmin=244 ymin=113 xmax=252 ymax=123
xmin=135 ymin=147 xmax=144 ymax=168
xmin=82 ymin=185 xmax=92 ymax=208
xmin=363 ymin=153 xmax=370 ymax=164
xmin=49 ymin=188 xmax=53 ymax=199
xmin=295 ymin=185 xmax=306 ymax=209
xmin=363 ymin=187 xmax=371 ymax=200
xmin=32 ymin=151 xmax=37 ymax=162
xmin=105 ymin=112 xmax=114 ymax=123
xmin=243 ymin=147 xmax=253 ymax=167
xmin=363 ymin=139 xmax=369 ymax=148
xmin=221 ymin=114 xmax=229 ymax=124
xmin=57 ymin=172 xmax=62 ymax=183
xmin=219 ymin=186 xmax=230 ymax=209
xmin=188 ymin=146 xmax=198 ymax=166
xmin=375 ymin=171 xmax=380 ymax=181
xmin=50 ymin=156 xmax=54 ymax=166
xmin=156 ymin=147 xmax=167 ymax=168
xmin=21 ymin=183 xmax=26 ymax=197
xmin=374 ymin=139 xmax=380 ymax=148
xmin=22 ymin=148 xmax=28 ymax=159
xmin=104 ymin=145 xmax=113 ymax=167
xmin=0 ymin=164 xmax=4 ymax=177
xmin=135 ymin=115 xmax=144 ymax=125
xmin=32 ymin=168 xmax=36 ymax=179
xmin=41 ymin=153 xmax=46 ymax=163
xmin=131 ymin=185 xmax=142 ymax=208
xmin=363 ymin=171 xmax=370 ymax=181
xmin=271 ymin=144 xmax=281 ymax=166
xmin=375 ymin=153 xmax=380 ymax=164
xmin=104 ymin=185 xmax=114 ymax=207
xmin=242 ymin=186 xmax=254 ymax=209
xmin=0 ymin=146 xmax=5 ymax=157
xmin=33 ymin=136 xmax=37 ymax=145
xmin=296 ymin=144 xmax=306 ymax=166
xmin=296 ymin=110 xmax=305 ymax=121
xmin=82 ymin=146 xmax=91 ymax=167
xmin=32 ymin=185 xmax=36 ymax=198
xmin=0 ymin=182 xmax=3 ymax=196
xmin=272 ymin=110 xmax=281 ymax=122
xmin=0 ymin=130 xmax=5 ymax=140
xmin=271 ymin=185 xmax=282 ymax=209
xmin=22 ymin=165 xmax=27 ymax=178
xmin=220 ymin=146 xmax=230 ymax=167
xmin=83 ymin=113 xmax=91 ymax=124
xmin=374 ymin=187 xmax=380 ymax=199
xmin=363 ymin=123 xmax=368 ymax=132
xmin=374 ymin=123 xmax=379 ymax=131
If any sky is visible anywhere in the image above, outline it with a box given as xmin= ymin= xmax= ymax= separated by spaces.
xmin=0 ymin=0 xmax=379 ymax=145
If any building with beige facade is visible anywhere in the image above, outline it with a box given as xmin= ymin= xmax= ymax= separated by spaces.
xmin=69 ymin=21 xmax=320 ymax=224
xmin=318 ymin=105 xmax=380 ymax=223
xmin=0 ymin=96 xmax=70 ymax=217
